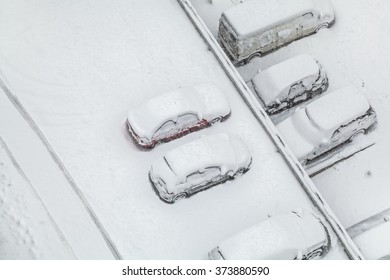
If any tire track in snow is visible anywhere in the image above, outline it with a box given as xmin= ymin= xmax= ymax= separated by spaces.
xmin=0 ymin=78 xmax=122 ymax=259
xmin=0 ymin=137 xmax=76 ymax=259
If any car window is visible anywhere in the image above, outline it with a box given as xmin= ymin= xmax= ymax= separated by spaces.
xmin=288 ymin=82 xmax=306 ymax=100
xmin=154 ymin=120 xmax=176 ymax=138
xmin=204 ymin=166 xmax=221 ymax=179
xmin=176 ymin=113 xmax=199 ymax=129
xmin=186 ymin=170 xmax=207 ymax=186
xmin=277 ymin=18 xmax=299 ymax=42
xmin=300 ymin=12 xmax=317 ymax=29
xmin=186 ymin=166 xmax=221 ymax=187
xmin=259 ymin=30 xmax=275 ymax=47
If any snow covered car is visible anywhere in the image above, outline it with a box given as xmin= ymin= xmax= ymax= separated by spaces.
xmin=127 ymin=83 xmax=231 ymax=149
xmin=252 ymin=54 xmax=328 ymax=122
xmin=218 ymin=0 xmax=335 ymax=65
xmin=277 ymin=86 xmax=377 ymax=166
xmin=149 ymin=133 xmax=252 ymax=203
xmin=347 ymin=208 xmax=390 ymax=260
xmin=209 ymin=210 xmax=331 ymax=260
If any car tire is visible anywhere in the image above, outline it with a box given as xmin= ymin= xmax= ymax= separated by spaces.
xmin=349 ymin=129 xmax=366 ymax=142
xmin=315 ymin=22 xmax=329 ymax=33
xmin=211 ymin=116 xmax=222 ymax=124
xmin=173 ymin=193 xmax=187 ymax=201
xmin=304 ymin=247 xmax=324 ymax=260
xmin=244 ymin=52 xmax=262 ymax=65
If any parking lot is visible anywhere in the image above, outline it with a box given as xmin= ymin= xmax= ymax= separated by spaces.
xmin=191 ymin=0 xmax=390 ymax=238
xmin=2 ymin=0 xmax=388 ymax=260
xmin=0 ymin=0 xmax=356 ymax=259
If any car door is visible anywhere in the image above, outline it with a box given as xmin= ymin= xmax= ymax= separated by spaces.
xmin=176 ymin=113 xmax=200 ymax=131
xmin=299 ymin=12 xmax=318 ymax=35
xmin=186 ymin=167 xmax=221 ymax=194
xmin=276 ymin=18 xmax=299 ymax=46
xmin=153 ymin=120 xmax=177 ymax=140
xmin=258 ymin=29 xmax=277 ymax=52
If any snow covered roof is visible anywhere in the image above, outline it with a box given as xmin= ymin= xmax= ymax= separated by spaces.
xmin=222 ymin=0 xmax=317 ymax=38
xmin=164 ymin=134 xmax=242 ymax=179
xmin=253 ymin=54 xmax=321 ymax=106
xmin=306 ymin=86 xmax=371 ymax=132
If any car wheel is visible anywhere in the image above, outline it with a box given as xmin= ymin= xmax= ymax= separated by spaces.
xmin=304 ymin=247 xmax=324 ymax=260
xmin=211 ymin=116 xmax=222 ymax=124
xmin=246 ymin=52 xmax=261 ymax=63
xmin=349 ymin=129 xmax=366 ymax=142
xmin=173 ymin=193 xmax=187 ymax=201
xmin=315 ymin=22 xmax=329 ymax=33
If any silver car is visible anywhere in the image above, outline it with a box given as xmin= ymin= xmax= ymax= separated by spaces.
xmin=252 ymin=54 xmax=328 ymax=123
xmin=277 ymin=86 xmax=377 ymax=166
xmin=218 ymin=0 xmax=335 ymax=65
xmin=209 ymin=210 xmax=331 ymax=260
xmin=149 ymin=133 xmax=252 ymax=203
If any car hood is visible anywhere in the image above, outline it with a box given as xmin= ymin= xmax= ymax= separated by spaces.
xmin=277 ymin=115 xmax=316 ymax=162
xmin=194 ymin=83 xmax=231 ymax=120
xmin=150 ymin=157 xmax=178 ymax=195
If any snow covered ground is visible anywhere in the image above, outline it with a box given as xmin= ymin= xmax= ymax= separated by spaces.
xmin=0 ymin=88 xmax=117 ymax=259
xmin=0 ymin=0 xmax=352 ymax=259
xmin=191 ymin=0 xmax=390 ymax=257
xmin=0 ymin=141 xmax=72 ymax=259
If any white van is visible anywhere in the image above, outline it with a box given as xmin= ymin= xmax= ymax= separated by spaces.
xmin=218 ymin=0 xmax=335 ymax=65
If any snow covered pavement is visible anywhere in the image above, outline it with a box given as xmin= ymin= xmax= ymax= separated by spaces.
xmin=0 ymin=0 xmax=359 ymax=259
xmin=0 ymin=87 xmax=117 ymax=259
